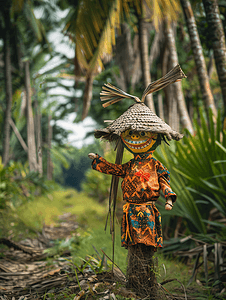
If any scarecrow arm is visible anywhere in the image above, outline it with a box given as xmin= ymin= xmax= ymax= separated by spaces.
xmin=88 ymin=153 xmax=129 ymax=178
xmin=157 ymin=161 xmax=176 ymax=210
xmin=159 ymin=176 xmax=177 ymax=202
xmin=165 ymin=197 xmax=173 ymax=211
xmin=88 ymin=153 xmax=97 ymax=159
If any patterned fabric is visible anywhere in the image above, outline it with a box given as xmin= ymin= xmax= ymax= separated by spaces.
xmin=121 ymin=202 xmax=163 ymax=249
xmin=92 ymin=151 xmax=176 ymax=249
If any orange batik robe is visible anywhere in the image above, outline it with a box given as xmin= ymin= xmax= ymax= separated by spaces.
xmin=92 ymin=151 xmax=176 ymax=250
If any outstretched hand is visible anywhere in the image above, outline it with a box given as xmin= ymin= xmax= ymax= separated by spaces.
xmin=165 ymin=197 xmax=173 ymax=211
xmin=88 ymin=153 xmax=97 ymax=160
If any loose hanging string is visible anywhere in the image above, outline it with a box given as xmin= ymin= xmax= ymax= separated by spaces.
xmin=105 ymin=139 xmax=124 ymax=272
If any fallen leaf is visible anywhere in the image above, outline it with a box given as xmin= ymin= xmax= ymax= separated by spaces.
xmin=73 ymin=290 xmax=85 ymax=300
xmin=43 ymin=268 xmax=61 ymax=277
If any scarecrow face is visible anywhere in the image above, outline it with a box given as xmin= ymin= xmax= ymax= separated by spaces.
xmin=121 ymin=130 xmax=158 ymax=153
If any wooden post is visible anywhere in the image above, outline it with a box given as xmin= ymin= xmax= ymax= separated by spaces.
xmin=127 ymin=244 xmax=158 ymax=299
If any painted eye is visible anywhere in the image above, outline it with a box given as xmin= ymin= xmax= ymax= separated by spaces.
xmin=129 ymin=131 xmax=133 ymax=136
xmin=140 ymin=132 xmax=145 ymax=136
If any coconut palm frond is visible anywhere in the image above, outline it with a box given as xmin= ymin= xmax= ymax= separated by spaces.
xmin=141 ymin=64 xmax=186 ymax=102
xmin=147 ymin=0 xmax=180 ymax=29
xmin=65 ymin=0 xmax=122 ymax=73
xmin=100 ymin=83 xmax=141 ymax=108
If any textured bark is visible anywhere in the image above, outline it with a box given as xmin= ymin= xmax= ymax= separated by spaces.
xmin=25 ymin=61 xmax=38 ymax=172
xmin=127 ymin=244 xmax=158 ymax=299
xmin=2 ymin=10 xmax=13 ymax=166
xmin=34 ymin=100 xmax=43 ymax=176
xmin=127 ymin=244 xmax=159 ymax=299
xmin=82 ymin=72 xmax=94 ymax=120
xmin=180 ymin=0 xmax=217 ymax=117
xmin=203 ymin=0 xmax=226 ymax=113
xmin=164 ymin=20 xmax=194 ymax=134
xmin=207 ymin=52 xmax=214 ymax=79
xmin=149 ymin=30 xmax=161 ymax=70
xmin=131 ymin=34 xmax=142 ymax=91
xmin=138 ymin=13 xmax=155 ymax=112
xmin=115 ymin=23 xmax=135 ymax=91
xmin=157 ymin=92 xmax=165 ymax=121
xmin=161 ymin=45 xmax=170 ymax=124
xmin=47 ymin=115 xmax=53 ymax=181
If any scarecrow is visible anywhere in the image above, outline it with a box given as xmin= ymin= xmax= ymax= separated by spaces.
xmin=88 ymin=65 xmax=185 ymax=297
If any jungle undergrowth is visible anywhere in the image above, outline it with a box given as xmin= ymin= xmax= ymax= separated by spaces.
xmin=1 ymin=188 xmax=225 ymax=299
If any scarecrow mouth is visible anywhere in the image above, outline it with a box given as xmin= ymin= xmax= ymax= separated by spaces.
xmin=123 ymin=137 xmax=153 ymax=149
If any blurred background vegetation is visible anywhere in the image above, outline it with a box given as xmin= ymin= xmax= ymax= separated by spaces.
xmin=0 ymin=0 xmax=226 ymax=295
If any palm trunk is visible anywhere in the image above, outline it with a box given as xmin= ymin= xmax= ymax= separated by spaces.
xmin=115 ymin=23 xmax=135 ymax=91
xmin=180 ymin=0 xmax=217 ymax=117
xmin=203 ymin=0 xmax=226 ymax=115
xmin=149 ymin=30 xmax=160 ymax=70
xmin=25 ymin=61 xmax=38 ymax=172
xmin=34 ymin=99 xmax=43 ymax=176
xmin=138 ymin=10 xmax=155 ymax=112
xmin=157 ymin=92 xmax=165 ymax=121
xmin=2 ymin=10 xmax=13 ymax=166
xmin=47 ymin=115 xmax=53 ymax=180
xmin=165 ymin=20 xmax=194 ymax=134
xmin=82 ymin=72 xmax=94 ymax=120
xmin=131 ymin=34 xmax=141 ymax=92
xmin=161 ymin=44 xmax=170 ymax=124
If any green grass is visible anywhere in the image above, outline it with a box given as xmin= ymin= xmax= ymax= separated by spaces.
xmin=17 ymin=189 xmax=106 ymax=230
xmin=1 ymin=188 xmax=225 ymax=299
xmin=14 ymin=188 xmax=193 ymax=281
xmin=15 ymin=188 xmax=128 ymax=271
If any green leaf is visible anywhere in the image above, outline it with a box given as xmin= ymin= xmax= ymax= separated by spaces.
xmin=203 ymin=220 xmax=226 ymax=228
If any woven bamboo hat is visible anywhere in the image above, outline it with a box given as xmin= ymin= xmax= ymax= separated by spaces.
xmin=94 ymin=65 xmax=186 ymax=142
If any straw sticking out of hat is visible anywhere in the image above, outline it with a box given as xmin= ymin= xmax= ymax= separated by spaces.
xmin=95 ymin=64 xmax=186 ymax=142
xmin=141 ymin=64 xmax=186 ymax=102
xmin=100 ymin=64 xmax=186 ymax=108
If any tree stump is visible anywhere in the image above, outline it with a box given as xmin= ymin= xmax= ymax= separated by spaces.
xmin=127 ymin=244 xmax=158 ymax=299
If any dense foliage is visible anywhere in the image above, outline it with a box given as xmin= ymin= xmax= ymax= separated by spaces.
xmin=154 ymin=109 xmax=226 ymax=245
xmin=0 ymin=156 xmax=54 ymax=210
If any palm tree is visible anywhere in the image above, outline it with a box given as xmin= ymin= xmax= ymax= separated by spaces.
xmin=1 ymin=0 xmax=48 ymax=166
xmin=25 ymin=61 xmax=38 ymax=172
xmin=180 ymin=0 xmax=217 ymax=117
xmin=137 ymin=5 xmax=155 ymax=112
xmin=63 ymin=0 xmax=123 ymax=119
xmin=202 ymin=0 xmax=226 ymax=116
xmin=164 ymin=20 xmax=194 ymax=134
xmin=2 ymin=6 xmax=13 ymax=166
xmin=63 ymin=0 xmax=181 ymax=119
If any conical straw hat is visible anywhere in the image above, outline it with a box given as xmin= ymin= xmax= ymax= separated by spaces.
xmin=94 ymin=65 xmax=186 ymax=142
xmin=94 ymin=102 xmax=183 ymax=142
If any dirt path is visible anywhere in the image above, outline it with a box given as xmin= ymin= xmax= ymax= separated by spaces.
xmin=0 ymin=213 xmax=135 ymax=300
xmin=0 ymin=213 xmax=207 ymax=300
